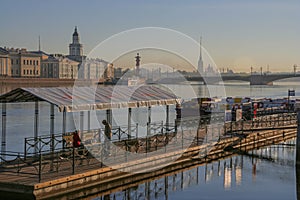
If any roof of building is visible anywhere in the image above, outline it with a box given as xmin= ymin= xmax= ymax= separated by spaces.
xmin=0 ymin=47 xmax=9 ymax=55
xmin=29 ymin=50 xmax=49 ymax=56
xmin=0 ymin=86 xmax=180 ymax=112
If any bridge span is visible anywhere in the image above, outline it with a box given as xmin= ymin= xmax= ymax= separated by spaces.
xmin=156 ymin=73 xmax=300 ymax=85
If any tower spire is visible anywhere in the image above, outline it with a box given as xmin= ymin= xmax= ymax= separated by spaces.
xmin=198 ymin=35 xmax=204 ymax=74
xmin=38 ymin=35 xmax=41 ymax=51
xmin=200 ymin=36 xmax=202 ymax=60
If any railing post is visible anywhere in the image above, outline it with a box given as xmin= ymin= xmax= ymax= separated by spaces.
xmin=147 ymin=122 xmax=150 ymax=136
xmin=161 ymin=121 xmax=164 ymax=135
xmin=38 ymin=150 xmax=42 ymax=182
xmin=136 ymin=123 xmax=138 ymax=138
xmin=182 ymin=128 xmax=184 ymax=149
xmin=146 ymin=135 xmax=148 ymax=155
xmin=125 ymin=141 xmax=128 ymax=162
xmin=24 ymin=138 xmax=27 ymax=160
xmin=72 ymin=145 xmax=75 ymax=175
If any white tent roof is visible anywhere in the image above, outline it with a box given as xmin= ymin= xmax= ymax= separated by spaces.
xmin=0 ymin=86 xmax=180 ymax=112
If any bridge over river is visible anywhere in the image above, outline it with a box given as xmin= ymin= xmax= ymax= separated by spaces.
xmin=156 ymin=73 xmax=300 ymax=85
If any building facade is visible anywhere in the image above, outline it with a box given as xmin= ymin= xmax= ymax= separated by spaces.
xmin=79 ymin=58 xmax=111 ymax=80
xmin=0 ymin=47 xmax=11 ymax=76
xmin=7 ymin=48 xmax=41 ymax=77
xmin=41 ymin=54 xmax=79 ymax=79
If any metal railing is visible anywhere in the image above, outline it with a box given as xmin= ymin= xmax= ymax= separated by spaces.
xmin=0 ymin=112 xmax=297 ymax=182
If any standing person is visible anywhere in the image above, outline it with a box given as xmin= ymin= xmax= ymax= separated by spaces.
xmin=102 ymin=120 xmax=112 ymax=156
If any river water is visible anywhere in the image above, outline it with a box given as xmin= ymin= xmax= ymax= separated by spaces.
xmin=95 ymin=142 xmax=296 ymax=200
xmin=0 ymin=79 xmax=300 ymax=199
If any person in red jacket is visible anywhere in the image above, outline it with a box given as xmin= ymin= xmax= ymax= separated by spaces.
xmin=73 ymin=130 xmax=82 ymax=148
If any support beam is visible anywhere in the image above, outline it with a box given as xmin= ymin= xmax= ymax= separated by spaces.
xmin=34 ymin=101 xmax=39 ymax=155
xmin=128 ymin=108 xmax=132 ymax=137
xmin=296 ymin=111 xmax=300 ymax=165
xmin=50 ymin=104 xmax=55 ymax=171
xmin=148 ymin=106 xmax=151 ymax=124
xmin=62 ymin=109 xmax=66 ymax=149
xmin=106 ymin=109 xmax=112 ymax=125
xmin=80 ymin=111 xmax=84 ymax=137
xmin=88 ymin=110 xmax=91 ymax=131
xmin=297 ymin=111 xmax=300 ymax=200
xmin=166 ymin=105 xmax=169 ymax=131
xmin=1 ymin=102 xmax=6 ymax=157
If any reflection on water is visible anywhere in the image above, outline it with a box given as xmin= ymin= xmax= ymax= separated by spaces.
xmin=91 ymin=140 xmax=296 ymax=200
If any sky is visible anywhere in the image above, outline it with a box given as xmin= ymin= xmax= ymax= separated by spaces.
xmin=1 ymin=0 xmax=299 ymax=72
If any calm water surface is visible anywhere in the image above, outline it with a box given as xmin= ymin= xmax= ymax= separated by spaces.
xmin=94 ymin=142 xmax=296 ymax=200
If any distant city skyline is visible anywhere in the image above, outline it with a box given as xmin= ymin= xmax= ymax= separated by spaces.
xmin=1 ymin=0 xmax=299 ymax=72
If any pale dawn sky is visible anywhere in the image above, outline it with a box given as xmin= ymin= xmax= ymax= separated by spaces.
xmin=0 ymin=0 xmax=299 ymax=72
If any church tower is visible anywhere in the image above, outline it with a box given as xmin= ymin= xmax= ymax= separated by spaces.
xmin=69 ymin=26 xmax=83 ymax=60
xmin=197 ymin=36 xmax=204 ymax=75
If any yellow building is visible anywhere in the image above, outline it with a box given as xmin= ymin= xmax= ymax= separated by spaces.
xmin=7 ymin=48 xmax=41 ymax=77
xmin=0 ymin=47 xmax=11 ymax=76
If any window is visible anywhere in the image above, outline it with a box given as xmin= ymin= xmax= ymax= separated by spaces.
xmin=30 ymin=60 xmax=32 ymax=65
xmin=11 ymin=69 xmax=13 ymax=74
xmin=23 ymin=60 xmax=25 ymax=65
xmin=27 ymin=70 xmax=29 ymax=74
xmin=37 ymin=61 xmax=39 ymax=65
xmin=16 ymin=59 xmax=19 ymax=64
xmin=33 ymin=60 xmax=35 ymax=65
xmin=16 ymin=69 xmax=18 ymax=74
xmin=27 ymin=60 xmax=29 ymax=65
xmin=11 ymin=59 xmax=13 ymax=65
xmin=30 ymin=70 xmax=32 ymax=75
xmin=23 ymin=69 xmax=26 ymax=75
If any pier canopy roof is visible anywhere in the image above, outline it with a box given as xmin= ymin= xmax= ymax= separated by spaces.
xmin=0 ymin=86 xmax=180 ymax=112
